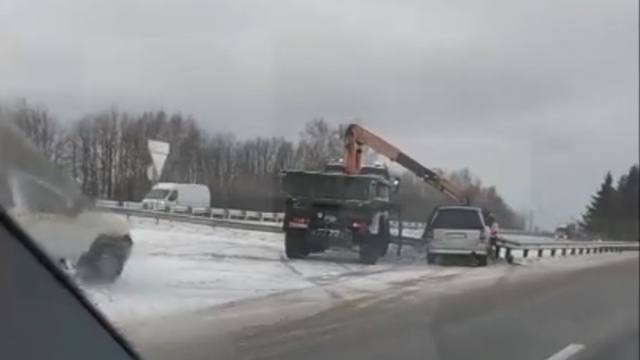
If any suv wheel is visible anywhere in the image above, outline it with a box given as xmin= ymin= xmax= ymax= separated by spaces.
xmin=476 ymin=254 xmax=488 ymax=267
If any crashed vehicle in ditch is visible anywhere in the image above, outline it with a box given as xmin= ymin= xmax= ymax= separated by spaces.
xmin=281 ymin=169 xmax=399 ymax=265
xmin=0 ymin=120 xmax=133 ymax=284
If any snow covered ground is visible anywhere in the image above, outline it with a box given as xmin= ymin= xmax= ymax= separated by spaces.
xmin=79 ymin=216 xmax=637 ymax=332
xmin=81 ymin=217 xmax=429 ymax=327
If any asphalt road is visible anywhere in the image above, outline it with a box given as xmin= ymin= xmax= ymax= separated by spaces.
xmin=138 ymin=258 xmax=639 ymax=360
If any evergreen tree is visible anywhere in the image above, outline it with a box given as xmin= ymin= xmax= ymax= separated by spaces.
xmin=582 ymin=172 xmax=617 ymax=238
xmin=582 ymin=165 xmax=638 ymax=241
xmin=617 ymin=164 xmax=639 ymax=240
xmin=611 ymin=173 xmax=628 ymax=239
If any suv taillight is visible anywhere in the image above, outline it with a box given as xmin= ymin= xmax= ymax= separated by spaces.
xmin=423 ymin=229 xmax=433 ymax=239
xmin=479 ymin=231 xmax=487 ymax=242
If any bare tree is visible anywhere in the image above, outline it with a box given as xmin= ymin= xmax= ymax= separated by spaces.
xmin=9 ymin=101 xmax=62 ymax=162
xmin=3 ymin=101 xmax=525 ymax=227
xmin=296 ymin=118 xmax=343 ymax=170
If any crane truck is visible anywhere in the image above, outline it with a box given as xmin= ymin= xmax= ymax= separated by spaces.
xmin=281 ymin=123 xmax=486 ymax=264
xmin=340 ymin=124 xmax=469 ymax=204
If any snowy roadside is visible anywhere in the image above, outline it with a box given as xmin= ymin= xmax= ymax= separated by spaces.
xmin=123 ymin=250 xmax=638 ymax=351
xmin=80 ymin=216 xmax=637 ymax=334
xmin=81 ymin=217 xmax=431 ymax=328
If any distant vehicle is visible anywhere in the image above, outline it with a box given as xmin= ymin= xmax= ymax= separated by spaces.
xmin=281 ymin=170 xmax=398 ymax=265
xmin=423 ymin=205 xmax=496 ymax=266
xmin=555 ymin=222 xmax=578 ymax=239
xmin=141 ymin=182 xmax=210 ymax=211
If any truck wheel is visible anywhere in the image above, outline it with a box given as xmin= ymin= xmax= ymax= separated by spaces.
xmin=359 ymin=236 xmax=381 ymax=265
xmin=379 ymin=242 xmax=390 ymax=257
xmin=378 ymin=220 xmax=391 ymax=257
xmin=285 ymin=231 xmax=310 ymax=259
xmin=476 ymin=254 xmax=488 ymax=267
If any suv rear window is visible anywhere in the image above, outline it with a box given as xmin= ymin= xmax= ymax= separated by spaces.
xmin=430 ymin=208 xmax=484 ymax=230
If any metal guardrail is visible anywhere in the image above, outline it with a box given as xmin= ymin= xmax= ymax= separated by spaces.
xmin=95 ymin=199 xmax=539 ymax=234
xmin=96 ymin=199 xmax=431 ymax=228
xmin=100 ymin=206 xmax=284 ymax=234
xmin=96 ymin=201 xmax=638 ymax=262
xmin=99 ymin=204 xmax=424 ymax=248
xmin=495 ymin=238 xmax=639 ymax=263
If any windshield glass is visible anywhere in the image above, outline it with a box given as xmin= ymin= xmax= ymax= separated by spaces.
xmin=8 ymin=172 xmax=73 ymax=214
xmin=144 ymin=189 xmax=170 ymax=200
xmin=1 ymin=1 xmax=638 ymax=359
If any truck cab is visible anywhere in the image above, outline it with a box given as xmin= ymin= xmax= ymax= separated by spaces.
xmin=281 ymin=170 xmax=394 ymax=265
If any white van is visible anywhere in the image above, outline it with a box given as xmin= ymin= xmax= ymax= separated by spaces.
xmin=141 ymin=182 xmax=210 ymax=211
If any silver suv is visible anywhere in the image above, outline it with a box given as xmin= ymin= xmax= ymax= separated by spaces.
xmin=424 ymin=206 xmax=495 ymax=266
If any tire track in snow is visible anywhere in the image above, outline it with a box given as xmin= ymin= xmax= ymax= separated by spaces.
xmin=146 ymin=242 xmax=283 ymax=263
xmin=277 ymin=254 xmax=344 ymax=300
xmin=276 ymin=251 xmax=429 ymax=302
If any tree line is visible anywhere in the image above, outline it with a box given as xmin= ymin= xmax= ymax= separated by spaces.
xmin=2 ymin=100 xmax=525 ymax=228
xmin=581 ymin=164 xmax=639 ymax=241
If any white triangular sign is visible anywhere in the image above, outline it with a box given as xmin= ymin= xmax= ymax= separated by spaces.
xmin=148 ymin=140 xmax=170 ymax=181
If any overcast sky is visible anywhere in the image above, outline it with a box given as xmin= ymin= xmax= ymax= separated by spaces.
xmin=1 ymin=0 xmax=638 ymax=229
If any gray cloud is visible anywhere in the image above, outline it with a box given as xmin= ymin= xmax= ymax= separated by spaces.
xmin=1 ymin=0 xmax=637 ymax=228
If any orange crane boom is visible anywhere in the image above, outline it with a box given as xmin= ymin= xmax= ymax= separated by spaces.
xmin=342 ymin=124 xmax=469 ymax=205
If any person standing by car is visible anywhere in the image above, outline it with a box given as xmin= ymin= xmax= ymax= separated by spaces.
xmin=483 ymin=210 xmax=500 ymax=258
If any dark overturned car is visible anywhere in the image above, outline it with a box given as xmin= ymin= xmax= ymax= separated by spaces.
xmin=280 ymin=165 xmax=400 ymax=265
xmin=0 ymin=120 xmax=133 ymax=284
